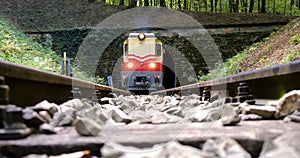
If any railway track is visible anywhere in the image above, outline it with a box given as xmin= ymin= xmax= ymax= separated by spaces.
xmin=0 ymin=60 xmax=300 ymax=157
xmin=0 ymin=60 xmax=131 ymax=107
xmin=151 ymin=59 xmax=300 ymax=99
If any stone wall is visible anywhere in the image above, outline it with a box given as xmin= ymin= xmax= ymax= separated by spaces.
xmin=27 ymin=26 xmax=274 ymax=81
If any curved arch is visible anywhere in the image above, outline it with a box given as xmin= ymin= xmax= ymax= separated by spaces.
xmin=76 ymin=7 xmax=222 ymax=93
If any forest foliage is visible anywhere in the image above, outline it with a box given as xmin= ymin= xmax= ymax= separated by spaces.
xmin=96 ymin=0 xmax=300 ymax=16
xmin=0 ymin=19 xmax=107 ymax=85
xmin=198 ymin=17 xmax=300 ymax=81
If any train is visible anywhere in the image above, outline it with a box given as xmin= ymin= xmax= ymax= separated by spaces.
xmin=121 ymin=33 xmax=164 ymax=92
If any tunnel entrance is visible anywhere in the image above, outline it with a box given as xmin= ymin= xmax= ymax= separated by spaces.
xmin=97 ymin=30 xmax=204 ymax=95
xmin=162 ymin=45 xmax=176 ymax=90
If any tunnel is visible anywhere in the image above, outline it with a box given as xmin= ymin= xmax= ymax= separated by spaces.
xmin=93 ymin=29 xmax=207 ymax=95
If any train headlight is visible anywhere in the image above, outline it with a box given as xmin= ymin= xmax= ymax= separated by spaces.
xmin=127 ymin=62 xmax=134 ymax=68
xmin=149 ymin=62 xmax=156 ymax=69
xmin=138 ymin=33 xmax=146 ymax=40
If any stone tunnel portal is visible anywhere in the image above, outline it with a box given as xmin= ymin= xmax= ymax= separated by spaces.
xmin=76 ymin=7 xmax=222 ymax=94
xmin=97 ymin=29 xmax=209 ymax=92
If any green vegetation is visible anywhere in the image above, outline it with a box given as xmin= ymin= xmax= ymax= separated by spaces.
xmin=0 ymin=19 xmax=106 ymax=85
xmin=198 ymin=46 xmax=252 ymax=81
xmin=0 ymin=19 xmax=61 ymax=72
xmin=279 ymin=50 xmax=299 ymax=63
xmin=100 ymin=0 xmax=300 ymax=16
xmin=290 ymin=34 xmax=300 ymax=44
xmin=198 ymin=17 xmax=300 ymax=81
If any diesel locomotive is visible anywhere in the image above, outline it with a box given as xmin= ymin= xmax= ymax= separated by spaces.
xmin=121 ymin=33 xmax=164 ymax=92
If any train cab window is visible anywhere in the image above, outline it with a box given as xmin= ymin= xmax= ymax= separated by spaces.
xmin=124 ymin=44 xmax=128 ymax=56
xmin=155 ymin=44 xmax=162 ymax=56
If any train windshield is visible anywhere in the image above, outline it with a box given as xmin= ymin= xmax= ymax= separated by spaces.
xmin=156 ymin=44 xmax=162 ymax=56
xmin=124 ymin=44 xmax=128 ymax=56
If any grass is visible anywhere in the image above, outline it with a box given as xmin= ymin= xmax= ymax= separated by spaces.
xmin=0 ymin=19 xmax=107 ymax=85
xmin=198 ymin=42 xmax=259 ymax=81
xmin=198 ymin=18 xmax=300 ymax=81
xmin=0 ymin=19 xmax=61 ymax=72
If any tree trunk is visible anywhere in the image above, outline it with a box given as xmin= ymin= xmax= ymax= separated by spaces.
xmin=245 ymin=0 xmax=248 ymax=12
xmin=178 ymin=0 xmax=181 ymax=9
xmin=234 ymin=0 xmax=239 ymax=12
xmin=261 ymin=0 xmax=266 ymax=12
xmin=214 ymin=0 xmax=218 ymax=12
xmin=128 ymin=0 xmax=137 ymax=8
xmin=210 ymin=0 xmax=214 ymax=12
xmin=88 ymin=0 xmax=96 ymax=3
xmin=202 ymin=0 xmax=207 ymax=12
xmin=170 ymin=0 xmax=173 ymax=8
xmin=229 ymin=0 xmax=234 ymax=12
xmin=240 ymin=0 xmax=247 ymax=12
xmin=119 ymin=0 xmax=124 ymax=6
xmin=160 ymin=0 xmax=166 ymax=7
xmin=249 ymin=0 xmax=254 ymax=12
xmin=184 ymin=0 xmax=188 ymax=10
xmin=145 ymin=0 xmax=149 ymax=6
xmin=290 ymin=0 xmax=295 ymax=14
xmin=219 ymin=0 xmax=222 ymax=12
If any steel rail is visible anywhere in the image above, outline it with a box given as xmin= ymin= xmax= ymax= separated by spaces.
xmin=151 ymin=60 xmax=300 ymax=99
xmin=0 ymin=60 xmax=131 ymax=107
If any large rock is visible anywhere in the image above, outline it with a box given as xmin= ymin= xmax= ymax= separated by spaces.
xmin=179 ymin=94 xmax=201 ymax=108
xmin=22 ymin=108 xmax=46 ymax=127
xmin=165 ymin=96 xmax=180 ymax=107
xmin=205 ymin=107 xmax=222 ymax=121
xmin=185 ymin=107 xmax=209 ymax=122
xmin=244 ymin=105 xmax=276 ymax=119
xmin=273 ymin=131 xmax=300 ymax=152
xmin=260 ymin=131 xmax=300 ymax=157
xmin=131 ymin=110 xmax=152 ymax=123
xmin=151 ymin=112 xmax=173 ymax=124
xmin=273 ymin=90 xmax=300 ymax=118
xmin=100 ymin=143 xmax=123 ymax=158
xmin=119 ymin=100 xmax=139 ymax=114
xmin=50 ymin=109 xmax=76 ymax=127
xmin=38 ymin=111 xmax=52 ymax=123
xmin=260 ymin=146 xmax=300 ymax=158
xmin=60 ymin=98 xmax=92 ymax=111
xmin=78 ymin=106 xmax=108 ymax=125
xmin=101 ymin=142 xmax=158 ymax=158
xmin=119 ymin=141 xmax=213 ymax=158
xmin=221 ymin=105 xmax=241 ymax=126
xmin=39 ymin=123 xmax=58 ymax=134
xmin=164 ymin=106 xmax=183 ymax=116
xmin=158 ymin=141 xmax=214 ymax=158
xmin=34 ymin=100 xmax=59 ymax=115
xmin=241 ymin=114 xmax=263 ymax=120
xmin=75 ymin=117 xmax=102 ymax=136
xmin=284 ymin=109 xmax=300 ymax=122
xmin=202 ymin=137 xmax=251 ymax=158
xmin=111 ymin=108 xmax=132 ymax=123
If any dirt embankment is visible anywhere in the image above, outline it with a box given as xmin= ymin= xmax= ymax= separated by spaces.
xmin=0 ymin=0 xmax=294 ymax=32
xmin=240 ymin=17 xmax=300 ymax=72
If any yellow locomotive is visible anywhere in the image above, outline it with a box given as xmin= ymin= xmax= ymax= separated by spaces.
xmin=121 ymin=33 xmax=164 ymax=91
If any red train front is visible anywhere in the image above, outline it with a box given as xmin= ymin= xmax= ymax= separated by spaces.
xmin=121 ymin=33 xmax=164 ymax=92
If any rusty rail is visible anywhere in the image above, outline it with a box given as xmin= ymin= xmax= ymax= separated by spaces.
xmin=0 ymin=60 xmax=131 ymax=107
xmin=151 ymin=60 xmax=300 ymax=99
